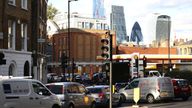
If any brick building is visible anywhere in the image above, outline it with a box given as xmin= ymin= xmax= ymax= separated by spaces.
xmin=50 ymin=28 xmax=116 ymax=77
xmin=118 ymin=44 xmax=178 ymax=63
xmin=0 ymin=0 xmax=47 ymax=83
xmin=31 ymin=0 xmax=48 ymax=82
xmin=0 ymin=0 xmax=32 ymax=76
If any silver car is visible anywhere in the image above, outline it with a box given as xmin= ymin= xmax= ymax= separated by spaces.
xmin=46 ymin=82 xmax=96 ymax=108
xmin=86 ymin=85 xmax=122 ymax=107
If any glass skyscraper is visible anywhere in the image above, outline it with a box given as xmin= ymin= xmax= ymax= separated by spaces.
xmin=110 ymin=5 xmax=127 ymax=44
xmin=156 ymin=15 xmax=171 ymax=47
xmin=93 ymin=0 xmax=105 ymax=19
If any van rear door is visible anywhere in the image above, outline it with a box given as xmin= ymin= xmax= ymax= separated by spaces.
xmin=158 ymin=77 xmax=174 ymax=98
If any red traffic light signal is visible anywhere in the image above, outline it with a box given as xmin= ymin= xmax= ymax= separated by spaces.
xmin=143 ymin=56 xmax=147 ymax=67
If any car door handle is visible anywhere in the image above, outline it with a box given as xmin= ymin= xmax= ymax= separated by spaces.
xmin=29 ymin=97 xmax=33 ymax=100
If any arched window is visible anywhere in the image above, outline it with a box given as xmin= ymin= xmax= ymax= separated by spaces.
xmin=9 ymin=64 xmax=15 ymax=76
xmin=24 ymin=61 xmax=30 ymax=76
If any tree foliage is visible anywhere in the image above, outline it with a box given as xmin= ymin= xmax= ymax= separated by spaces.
xmin=47 ymin=4 xmax=59 ymax=20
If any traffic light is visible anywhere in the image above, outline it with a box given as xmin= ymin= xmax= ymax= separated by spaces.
xmin=101 ymin=37 xmax=110 ymax=60
xmin=72 ymin=61 xmax=76 ymax=69
xmin=104 ymin=63 xmax=110 ymax=72
xmin=143 ymin=56 xmax=147 ymax=67
xmin=61 ymin=53 xmax=68 ymax=68
xmin=0 ymin=52 xmax=6 ymax=65
xmin=128 ymin=62 xmax=131 ymax=67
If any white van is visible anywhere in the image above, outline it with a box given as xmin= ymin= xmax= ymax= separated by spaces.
xmin=119 ymin=77 xmax=174 ymax=103
xmin=0 ymin=76 xmax=61 ymax=108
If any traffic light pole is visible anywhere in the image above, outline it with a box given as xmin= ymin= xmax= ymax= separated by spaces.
xmin=109 ymin=32 xmax=113 ymax=108
xmin=101 ymin=30 xmax=113 ymax=108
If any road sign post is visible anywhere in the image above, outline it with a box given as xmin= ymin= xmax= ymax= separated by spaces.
xmin=133 ymin=87 xmax=140 ymax=107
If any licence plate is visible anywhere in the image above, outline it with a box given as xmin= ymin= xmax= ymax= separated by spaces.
xmin=161 ymin=92 xmax=168 ymax=97
xmin=182 ymin=88 xmax=188 ymax=91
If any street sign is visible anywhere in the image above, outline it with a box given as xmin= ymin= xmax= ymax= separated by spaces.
xmin=133 ymin=87 xmax=140 ymax=105
xmin=37 ymin=38 xmax=45 ymax=43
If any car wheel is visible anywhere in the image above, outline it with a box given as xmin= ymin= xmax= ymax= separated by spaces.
xmin=91 ymin=102 xmax=96 ymax=108
xmin=120 ymin=94 xmax=126 ymax=103
xmin=68 ymin=104 xmax=74 ymax=108
xmin=182 ymin=96 xmax=189 ymax=101
xmin=52 ymin=104 xmax=61 ymax=108
xmin=147 ymin=94 xmax=155 ymax=103
xmin=117 ymin=97 xmax=122 ymax=107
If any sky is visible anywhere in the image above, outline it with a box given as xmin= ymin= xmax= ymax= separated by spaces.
xmin=48 ymin=0 xmax=192 ymax=45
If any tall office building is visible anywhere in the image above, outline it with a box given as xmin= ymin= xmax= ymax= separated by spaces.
xmin=111 ymin=5 xmax=127 ymax=44
xmin=156 ymin=15 xmax=171 ymax=47
xmin=93 ymin=0 xmax=105 ymax=19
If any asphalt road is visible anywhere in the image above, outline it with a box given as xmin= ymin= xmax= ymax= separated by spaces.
xmin=118 ymin=96 xmax=192 ymax=108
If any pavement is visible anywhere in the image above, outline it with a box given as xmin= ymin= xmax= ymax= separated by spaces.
xmin=119 ymin=105 xmax=148 ymax=108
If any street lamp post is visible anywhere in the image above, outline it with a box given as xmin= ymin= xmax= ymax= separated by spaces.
xmin=168 ymin=17 xmax=171 ymax=72
xmin=68 ymin=0 xmax=78 ymax=77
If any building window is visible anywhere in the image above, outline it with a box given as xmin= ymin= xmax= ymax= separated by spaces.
xmin=77 ymin=22 xmax=82 ymax=28
xmin=8 ymin=0 xmax=15 ymax=5
xmin=104 ymin=24 xmax=108 ymax=30
xmin=21 ymin=0 xmax=28 ymax=9
xmin=184 ymin=48 xmax=187 ymax=54
xmin=96 ymin=23 xmax=101 ymax=30
xmin=82 ymin=22 xmax=85 ymax=28
xmin=90 ymin=23 xmax=94 ymax=29
xmin=8 ymin=20 xmax=16 ymax=49
xmin=85 ymin=22 xmax=90 ymax=29
xmin=190 ymin=48 xmax=192 ymax=55
xmin=21 ymin=23 xmax=27 ymax=51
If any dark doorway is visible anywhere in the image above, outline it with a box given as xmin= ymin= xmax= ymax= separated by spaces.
xmin=24 ymin=61 xmax=30 ymax=76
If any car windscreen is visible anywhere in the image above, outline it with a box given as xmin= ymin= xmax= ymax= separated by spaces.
xmin=87 ymin=87 xmax=109 ymax=93
xmin=177 ymin=80 xmax=189 ymax=86
xmin=87 ymin=88 xmax=102 ymax=93
xmin=46 ymin=85 xmax=63 ymax=94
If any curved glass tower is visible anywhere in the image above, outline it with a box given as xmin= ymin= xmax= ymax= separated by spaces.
xmin=156 ymin=15 xmax=171 ymax=47
xmin=130 ymin=22 xmax=143 ymax=44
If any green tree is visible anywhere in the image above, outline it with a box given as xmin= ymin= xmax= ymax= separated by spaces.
xmin=47 ymin=4 xmax=59 ymax=20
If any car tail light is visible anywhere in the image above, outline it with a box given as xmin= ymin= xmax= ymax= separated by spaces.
xmin=174 ymin=86 xmax=178 ymax=90
xmin=99 ymin=93 xmax=104 ymax=99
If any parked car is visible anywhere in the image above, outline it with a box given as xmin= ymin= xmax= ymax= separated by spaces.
xmin=92 ymin=72 xmax=107 ymax=85
xmin=119 ymin=77 xmax=174 ymax=103
xmin=0 ymin=76 xmax=61 ymax=108
xmin=46 ymin=82 xmax=96 ymax=108
xmin=86 ymin=85 xmax=122 ymax=107
xmin=144 ymin=70 xmax=161 ymax=77
xmin=47 ymin=73 xmax=59 ymax=83
xmin=172 ymin=78 xmax=191 ymax=100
